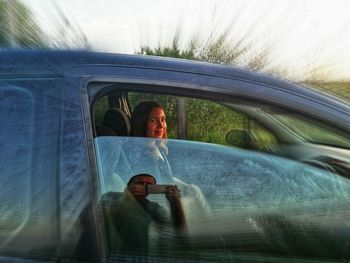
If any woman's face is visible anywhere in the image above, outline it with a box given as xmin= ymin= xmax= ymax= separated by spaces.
xmin=146 ymin=107 xmax=167 ymax=138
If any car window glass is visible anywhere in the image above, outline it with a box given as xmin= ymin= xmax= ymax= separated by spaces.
xmin=128 ymin=92 xmax=277 ymax=148
xmin=0 ymin=82 xmax=61 ymax=261
xmin=248 ymin=119 xmax=278 ymax=148
xmin=274 ymin=114 xmax=350 ymax=149
xmin=94 ymin=94 xmax=109 ymax=127
xmin=0 ymin=86 xmax=32 ymax=233
xmin=94 ymin=136 xmax=350 ymax=261
xmin=93 ymin=88 xmax=350 ymax=261
xmin=186 ymin=98 xmax=243 ymax=144
xmin=186 ymin=97 xmax=277 ymax=148
xmin=128 ymin=92 xmax=178 ymax=138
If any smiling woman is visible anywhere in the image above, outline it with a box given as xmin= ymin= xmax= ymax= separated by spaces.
xmin=131 ymin=101 xmax=167 ymax=139
xmin=146 ymin=107 xmax=167 ymax=138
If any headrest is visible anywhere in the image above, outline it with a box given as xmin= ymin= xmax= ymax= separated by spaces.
xmin=102 ymin=108 xmax=131 ymax=136
xmin=96 ymin=126 xmax=116 ymax=136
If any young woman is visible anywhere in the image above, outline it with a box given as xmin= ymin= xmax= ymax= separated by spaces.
xmin=129 ymin=101 xmax=172 ymax=183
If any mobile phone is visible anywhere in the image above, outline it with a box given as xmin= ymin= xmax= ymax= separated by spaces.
xmin=146 ymin=184 xmax=173 ymax=194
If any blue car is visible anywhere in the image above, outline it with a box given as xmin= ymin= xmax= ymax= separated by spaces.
xmin=1 ymin=50 xmax=350 ymax=262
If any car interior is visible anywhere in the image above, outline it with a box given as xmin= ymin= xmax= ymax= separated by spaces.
xmin=91 ymin=85 xmax=350 ymax=178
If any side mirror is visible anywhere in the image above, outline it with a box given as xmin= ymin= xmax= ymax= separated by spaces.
xmin=226 ymin=130 xmax=258 ymax=150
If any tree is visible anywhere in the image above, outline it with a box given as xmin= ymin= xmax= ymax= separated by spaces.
xmin=134 ymin=16 xmax=350 ymax=143
xmin=135 ymin=29 xmax=260 ymax=141
xmin=0 ymin=0 xmax=89 ymax=49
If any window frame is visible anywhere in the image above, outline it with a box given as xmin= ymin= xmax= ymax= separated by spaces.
xmin=84 ymin=75 xmax=350 ymax=261
xmin=87 ymin=79 xmax=288 ymax=141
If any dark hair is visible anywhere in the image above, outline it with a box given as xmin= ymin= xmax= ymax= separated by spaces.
xmin=127 ymin=173 xmax=157 ymax=186
xmin=131 ymin=101 xmax=167 ymax=138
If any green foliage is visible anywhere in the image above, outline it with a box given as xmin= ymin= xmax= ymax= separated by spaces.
xmin=186 ymin=98 xmax=243 ymax=144
xmin=0 ymin=0 xmax=46 ymax=48
xmin=136 ymin=28 xmax=276 ymax=74
xmin=127 ymin=92 xmax=244 ymax=145
xmin=0 ymin=0 xmax=89 ymax=49
xmin=135 ymin=28 xmax=350 ymax=145
xmin=93 ymin=95 xmax=109 ymax=127
xmin=136 ymin=33 xmax=252 ymax=144
xmin=138 ymin=38 xmax=196 ymax=60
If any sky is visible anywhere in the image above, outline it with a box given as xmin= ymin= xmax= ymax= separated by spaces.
xmin=23 ymin=0 xmax=350 ymax=81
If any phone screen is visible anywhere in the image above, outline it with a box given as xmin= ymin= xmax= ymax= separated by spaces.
xmin=146 ymin=184 xmax=172 ymax=194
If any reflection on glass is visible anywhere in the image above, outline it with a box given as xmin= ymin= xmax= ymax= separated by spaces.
xmin=95 ymin=136 xmax=350 ymax=261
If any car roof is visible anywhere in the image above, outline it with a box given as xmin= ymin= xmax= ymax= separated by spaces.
xmin=1 ymin=49 xmax=349 ymax=126
xmin=0 ymin=49 xmax=293 ymax=85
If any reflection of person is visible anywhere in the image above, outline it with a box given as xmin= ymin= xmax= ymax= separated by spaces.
xmin=102 ymin=173 xmax=187 ymax=255
xmin=124 ymin=174 xmax=186 ymax=230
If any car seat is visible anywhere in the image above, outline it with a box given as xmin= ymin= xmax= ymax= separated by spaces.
xmin=96 ymin=108 xmax=131 ymax=137
xmin=95 ymin=108 xmax=133 ymax=193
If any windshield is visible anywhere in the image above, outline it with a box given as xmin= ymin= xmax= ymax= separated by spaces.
xmin=272 ymin=113 xmax=350 ymax=149
xmin=227 ymin=103 xmax=350 ymax=150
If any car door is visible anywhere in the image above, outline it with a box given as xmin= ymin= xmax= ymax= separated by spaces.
xmin=0 ymin=64 xmax=99 ymax=262
xmin=0 ymin=73 xmax=63 ymax=261
xmin=87 ymin=73 xmax=350 ymax=262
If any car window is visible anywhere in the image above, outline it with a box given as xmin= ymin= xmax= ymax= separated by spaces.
xmin=0 ymin=82 xmax=61 ymax=260
xmin=128 ymin=92 xmax=277 ymax=148
xmin=92 ymin=88 xmax=350 ymax=261
xmin=0 ymin=85 xmax=33 ymax=233
xmin=94 ymin=94 xmax=109 ymax=127
xmin=94 ymin=136 xmax=350 ymax=261
xmin=273 ymin=114 xmax=350 ymax=149
xmin=186 ymin=97 xmax=243 ymax=144
xmin=128 ymin=92 xmax=179 ymax=138
xmin=0 ymin=80 xmax=91 ymax=262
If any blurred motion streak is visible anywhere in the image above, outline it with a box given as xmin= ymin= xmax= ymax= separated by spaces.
xmin=0 ymin=0 xmax=89 ymax=49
